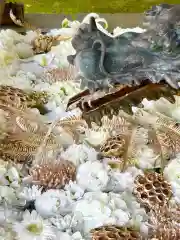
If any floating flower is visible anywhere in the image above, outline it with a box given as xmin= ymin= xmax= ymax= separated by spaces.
xmin=15 ymin=43 xmax=34 ymax=59
xmin=0 ymin=166 xmax=9 ymax=186
xmin=13 ymin=210 xmax=55 ymax=240
xmin=76 ymin=161 xmax=109 ymax=191
xmin=64 ymin=181 xmax=85 ymax=200
xmin=0 ymin=186 xmax=17 ymax=204
xmin=18 ymin=185 xmax=42 ymax=202
xmin=164 ymin=155 xmax=180 ymax=203
xmin=6 ymin=167 xmax=20 ymax=184
xmin=73 ymin=199 xmax=112 ymax=233
xmin=106 ymin=167 xmax=142 ymax=193
xmin=84 ymin=128 xmax=109 ymax=147
xmin=35 ymin=189 xmax=74 ymax=218
xmin=61 ymin=144 xmax=98 ymax=166
xmin=0 ymin=226 xmax=15 ymax=240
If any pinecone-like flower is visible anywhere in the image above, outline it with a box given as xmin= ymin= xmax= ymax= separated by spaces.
xmin=0 ymin=137 xmax=37 ymax=163
xmin=133 ymin=172 xmax=172 ymax=210
xmin=29 ymin=159 xmax=76 ymax=189
xmin=0 ymin=85 xmax=28 ymax=110
xmin=0 ymin=85 xmax=49 ymax=113
xmin=90 ymin=225 xmax=143 ymax=240
xmin=32 ymin=34 xmax=70 ymax=54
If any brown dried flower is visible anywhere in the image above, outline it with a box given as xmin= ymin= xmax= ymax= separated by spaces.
xmin=100 ymin=135 xmax=126 ymax=158
xmin=29 ymin=159 xmax=76 ymax=189
xmin=32 ymin=34 xmax=70 ymax=54
xmin=0 ymin=85 xmax=29 ymax=110
xmin=133 ymin=172 xmax=172 ymax=210
xmin=0 ymin=137 xmax=37 ymax=163
xmin=0 ymin=85 xmax=49 ymax=112
xmin=149 ymin=204 xmax=180 ymax=240
xmin=90 ymin=225 xmax=143 ymax=240
xmin=0 ymin=104 xmax=62 ymax=165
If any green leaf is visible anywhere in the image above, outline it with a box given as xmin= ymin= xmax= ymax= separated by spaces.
xmin=61 ymin=18 xmax=69 ymax=28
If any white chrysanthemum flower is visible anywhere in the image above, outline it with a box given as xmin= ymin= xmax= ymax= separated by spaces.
xmin=35 ymin=195 xmax=61 ymax=218
xmin=106 ymin=167 xmax=143 ymax=192
xmin=15 ymin=43 xmax=34 ymax=59
xmin=64 ymin=181 xmax=85 ymax=200
xmin=164 ymin=155 xmax=180 ymax=203
xmin=0 ymin=166 xmax=9 ymax=186
xmin=6 ymin=167 xmax=21 ymax=188
xmin=34 ymin=82 xmax=77 ymax=103
xmin=0 ymin=29 xmax=23 ymax=51
xmin=55 ymin=231 xmax=72 ymax=240
xmin=0 ymin=49 xmax=19 ymax=67
xmin=0 ymin=29 xmax=24 ymax=43
xmin=120 ymin=192 xmax=148 ymax=227
xmin=142 ymin=98 xmax=174 ymax=118
xmin=13 ymin=210 xmax=55 ymax=240
xmin=72 ymin=231 xmax=85 ymax=240
xmin=0 ymin=186 xmax=17 ymax=204
xmin=112 ymin=209 xmax=130 ymax=226
xmin=73 ymin=199 xmax=112 ymax=233
xmin=76 ymin=161 xmax=109 ymax=191
xmin=23 ymin=31 xmax=39 ymax=44
xmin=171 ymin=107 xmax=180 ymax=121
xmin=50 ymin=211 xmax=84 ymax=232
xmin=84 ymin=128 xmax=109 ymax=147
xmin=50 ymin=41 xmax=75 ymax=67
xmin=33 ymin=53 xmax=55 ymax=68
xmin=6 ymin=167 xmax=20 ymax=183
xmin=135 ymin=146 xmax=160 ymax=169
xmin=18 ymin=185 xmax=42 ymax=201
xmin=35 ymin=189 xmax=73 ymax=218
xmin=0 ymin=226 xmax=15 ymax=240
xmin=0 ymin=205 xmax=21 ymax=224
xmin=19 ymin=61 xmax=45 ymax=77
xmin=61 ymin=144 xmax=98 ymax=166
xmin=8 ymin=70 xmax=34 ymax=89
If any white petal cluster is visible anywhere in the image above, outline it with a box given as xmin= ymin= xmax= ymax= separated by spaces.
xmin=61 ymin=143 xmax=98 ymax=166
xmin=76 ymin=161 xmax=109 ymax=191
xmin=164 ymin=155 xmax=180 ymax=203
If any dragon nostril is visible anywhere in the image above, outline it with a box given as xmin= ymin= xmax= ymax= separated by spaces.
xmin=67 ymin=55 xmax=75 ymax=65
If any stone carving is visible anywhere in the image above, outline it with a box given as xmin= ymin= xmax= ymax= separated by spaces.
xmin=67 ymin=4 xmax=180 ymax=92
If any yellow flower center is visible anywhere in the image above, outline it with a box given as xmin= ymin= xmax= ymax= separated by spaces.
xmin=26 ymin=223 xmax=43 ymax=235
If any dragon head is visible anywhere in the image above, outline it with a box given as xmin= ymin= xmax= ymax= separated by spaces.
xmin=67 ymin=17 xmax=116 ymax=91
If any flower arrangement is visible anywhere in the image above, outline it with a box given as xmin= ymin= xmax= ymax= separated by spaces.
xmin=0 ymin=12 xmax=179 ymax=240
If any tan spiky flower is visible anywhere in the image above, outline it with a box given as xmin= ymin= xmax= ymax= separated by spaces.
xmin=43 ymin=65 xmax=76 ymax=83
xmin=29 ymin=159 xmax=76 ymax=189
xmin=32 ymin=34 xmax=71 ymax=54
xmin=90 ymin=225 xmax=143 ymax=240
xmin=133 ymin=172 xmax=172 ymax=211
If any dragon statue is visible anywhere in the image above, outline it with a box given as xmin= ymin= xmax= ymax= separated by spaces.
xmin=66 ymin=4 xmax=180 ymax=126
